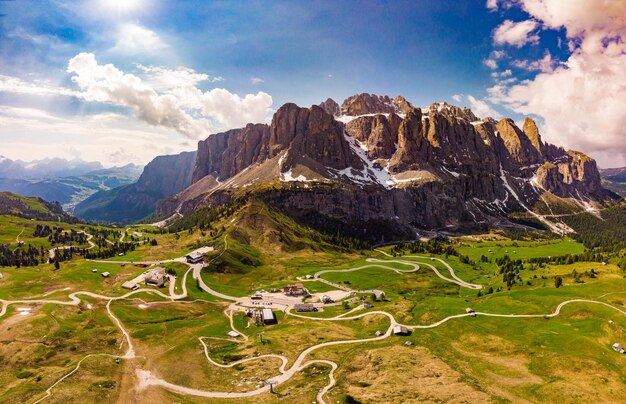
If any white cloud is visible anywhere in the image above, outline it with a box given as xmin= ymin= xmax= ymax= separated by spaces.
xmin=451 ymin=94 xmax=462 ymax=103
xmin=467 ymin=95 xmax=502 ymax=119
xmin=0 ymin=106 xmax=174 ymax=166
xmin=66 ymin=52 xmax=273 ymax=138
xmin=112 ymin=23 xmax=168 ymax=54
xmin=511 ymin=52 xmax=558 ymax=72
xmin=483 ymin=58 xmax=498 ymax=69
xmin=491 ymin=50 xmax=506 ymax=60
xmin=491 ymin=69 xmax=513 ymax=79
xmin=493 ymin=19 xmax=540 ymax=47
xmin=136 ymin=65 xmax=222 ymax=90
xmin=250 ymin=76 xmax=264 ymax=85
xmin=487 ymin=0 xmax=626 ymax=166
xmin=0 ymin=75 xmax=78 ymax=97
xmin=486 ymin=0 xmax=499 ymax=11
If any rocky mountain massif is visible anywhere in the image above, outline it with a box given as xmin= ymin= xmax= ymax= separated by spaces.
xmin=153 ymin=93 xmax=614 ymax=241
xmin=74 ymin=152 xmax=196 ymax=224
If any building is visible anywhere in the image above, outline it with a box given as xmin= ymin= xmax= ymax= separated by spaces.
xmin=375 ymin=330 xmax=384 ymax=337
xmin=186 ymin=251 xmax=204 ymax=264
xmin=262 ymin=308 xmax=277 ymax=324
xmin=613 ymin=343 xmax=625 ymax=353
xmin=393 ymin=325 xmax=409 ymax=335
xmin=227 ymin=331 xmax=240 ymax=338
xmin=251 ymin=293 xmax=263 ymax=300
xmin=466 ymin=307 xmax=477 ymax=317
xmin=145 ymin=267 xmax=168 ymax=287
xmin=373 ymin=290 xmax=386 ymax=300
xmin=91 ymin=269 xmax=98 ymax=273
xmin=294 ymin=303 xmax=317 ymax=312
xmin=101 ymin=272 xmax=110 ymax=278
xmin=363 ymin=302 xmax=373 ymax=309
xmin=284 ymin=283 xmax=307 ymax=296
xmin=122 ymin=281 xmax=139 ymax=290
xmin=321 ymin=295 xmax=333 ymax=304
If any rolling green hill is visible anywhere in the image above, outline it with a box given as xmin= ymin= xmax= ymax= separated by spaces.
xmin=0 ymin=192 xmax=78 ymax=223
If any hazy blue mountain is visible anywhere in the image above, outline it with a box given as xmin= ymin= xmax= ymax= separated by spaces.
xmin=74 ymin=151 xmax=196 ymax=224
xmin=0 ymin=164 xmax=143 ymax=212
xmin=0 ymin=156 xmax=105 ymax=179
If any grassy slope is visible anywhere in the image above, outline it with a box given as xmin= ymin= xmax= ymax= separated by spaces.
xmin=2 ymin=199 xmax=626 ymax=403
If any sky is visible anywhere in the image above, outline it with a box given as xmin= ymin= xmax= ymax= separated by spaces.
xmin=0 ymin=0 xmax=625 ymax=168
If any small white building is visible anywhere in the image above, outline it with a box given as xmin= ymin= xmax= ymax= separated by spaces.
xmin=122 ymin=281 xmax=139 ymax=290
xmin=101 ymin=272 xmax=110 ymax=278
xmin=466 ymin=307 xmax=477 ymax=317
xmin=186 ymin=251 xmax=204 ymax=264
xmin=227 ymin=331 xmax=240 ymax=338
xmin=375 ymin=330 xmax=384 ymax=337
xmin=91 ymin=269 xmax=98 ymax=273
xmin=262 ymin=308 xmax=276 ymax=324
xmin=613 ymin=343 xmax=625 ymax=354
xmin=373 ymin=290 xmax=386 ymax=300
xmin=393 ymin=325 xmax=409 ymax=335
xmin=144 ymin=267 xmax=168 ymax=287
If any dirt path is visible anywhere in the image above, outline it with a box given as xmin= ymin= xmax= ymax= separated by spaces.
xmin=3 ymin=242 xmax=625 ymax=403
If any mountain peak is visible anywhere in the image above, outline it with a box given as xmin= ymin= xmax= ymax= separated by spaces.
xmin=318 ymin=98 xmax=341 ymax=116
xmin=341 ymin=93 xmax=414 ymax=116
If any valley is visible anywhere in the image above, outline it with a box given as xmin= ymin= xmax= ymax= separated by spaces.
xmin=1 ymin=193 xmax=625 ymax=403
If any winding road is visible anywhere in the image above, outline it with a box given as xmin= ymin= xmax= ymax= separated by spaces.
xmin=1 ymin=243 xmax=625 ymax=403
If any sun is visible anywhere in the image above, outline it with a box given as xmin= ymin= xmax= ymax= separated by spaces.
xmin=100 ymin=0 xmax=144 ymax=14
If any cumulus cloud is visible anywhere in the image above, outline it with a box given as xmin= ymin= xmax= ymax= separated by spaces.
xmin=487 ymin=0 xmax=626 ymax=166
xmin=112 ymin=23 xmax=168 ymax=54
xmin=483 ymin=58 xmax=498 ymax=69
xmin=250 ymin=76 xmax=265 ymax=85
xmin=486 ymin=0 xmax=499 ymax=11
xmin=448 ymin=94 xmax=502 ymax=119
xmin=136 ymin=65 xmax=223 ymax=90
xmin=467 ymin=95 xmax=502 ymax=119
xmin=511 ymin=52 xmax=558 ymax=72
xmin=493 ymin=19 xmax=540 ymax=47
xmin=65 ymin=52 xmax=273 ymax=138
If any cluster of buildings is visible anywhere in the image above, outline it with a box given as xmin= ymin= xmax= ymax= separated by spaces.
xmin=246 ymin=308 xmax=277 ymax=325
xmin=284 ymin=283 xmax=308 ymax=296
xmin=122 ymin=267 xmax=169 ymax=290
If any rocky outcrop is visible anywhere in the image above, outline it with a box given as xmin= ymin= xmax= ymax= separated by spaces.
xmin=345 ymin=113 xmax=400 ymax=160
xmin=192 ymin=124 xmax=269 ymax=183
xmin=341 ymin=93 xmax=414 ymax=115
xmin=318 ymin=98 xmax=341 ymax=116
xmin=160 ymin=93 xmax=611 ymax=238
xmin=522 ymin=117 xmax=543 ymax=154
xmin=496 ymin=119 xmax=541 ymax=166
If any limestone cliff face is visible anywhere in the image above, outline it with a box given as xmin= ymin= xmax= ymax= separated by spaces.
xmin=341 ymin=93 xmax=414 ymax=115
xmin=318 ymin=98 xmax=341 ymax=116
xmin=192 ymin=124 xmax=269 ymax=182
xmin=169 ymin=93 xmax=609 ymax=238
xmin=496 ymin=118 xmax=541 ymax=166
xmin=345 ymin=113 xmax=400 ymax=160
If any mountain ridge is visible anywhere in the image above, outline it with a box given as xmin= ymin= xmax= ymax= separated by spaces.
xmin=155 ymin=93 xmax=615 ymax=241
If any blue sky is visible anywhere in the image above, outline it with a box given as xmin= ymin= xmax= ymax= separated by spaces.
xmin=0 ymin=0 xmax=624 ymax=167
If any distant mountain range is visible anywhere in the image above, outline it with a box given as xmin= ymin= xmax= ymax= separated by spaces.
xmin=70 ymin=93 xmax=621 ymax=243
xmin=73 ymin=152 xmax=196 ymax=224
xmin=600 ymin=167 xmax=626 ymax=197
xmin=0 ymin=157 xmax=143 ymax=213
xmin=0 ymin=156 xmax=105 ymax=179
